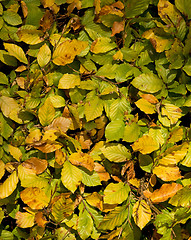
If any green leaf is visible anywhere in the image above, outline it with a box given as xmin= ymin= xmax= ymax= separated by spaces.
xmin=99 ymin=205 xmax=129 ymax=230
xmin=169 ymin=186 xmax=191 ymax=207
xmin=104 ymin=182 xmax=130 ymax=205
xmin=48 ymin=95 xmax=65 ymax=108
xmin=0 ymin=72 xmax=8 ymax=85
xmin=37 ymin=43 xmax=51 ymax=68
xmin=77 ymin=206 xmax=93 ymax=239
xmin=85 ymin=95 xmax=103 ymax=121
xmin=124 ymin=0 xmax=150 ymax=18
xmin=38 ymin=98 xmax=55 ymax=126
xmin=105 ymin=120 xmax=125 ymax=141
xmin=4 ymin=43 xmax=28 ymax=64
xmin=123 ymin=122 xmax=140 ymax=142
xmin=175 ymin=0 xmax=191 ymax=19
xmin=0 ymin=113 xmax=13 ymax=140
xmin=81 ymin=170 xmax=101 ymax=187
xmin=61 ymin=161 xmax=82 ymax=193
xmin=139 ymin=154 xmax=153 ymax=173
xmin=109 ymin=97 xmax=131 ymax=121
xmin=3 ymin=10 xmax=22 ymax=26
xmin=183 ymin=58 xmax=191 ymax=76
xmin=58 ymin=74 xmax=81 ymax=89
xmin=101 ymin=143 xmax=131 ymax=163
xmin=131 ymin=73 xmax=163 ymax=93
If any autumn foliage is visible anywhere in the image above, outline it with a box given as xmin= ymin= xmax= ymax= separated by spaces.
xmin=0 ymin=0 xmax=191 ymax=239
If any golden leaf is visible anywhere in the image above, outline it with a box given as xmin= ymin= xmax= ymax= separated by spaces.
xmin=132 ymin=200 xmax=152 ymax=230
xmin=20 ymin=187 xmax=49 ymax=209
xmin=0 ymin=160 xmax=5 ymax=180
xmin=53 ymin=39 xmax=88 ymax=66
xmin=153 ymin=165 xmax=182 ymax=181
xmin=131 ymin=135 xmax=159 ymax=154
xmin=86 ymin=192 xmax=103 ymax=211
xmin=55 ymin=149 xmax=66 ymax=165
xmin=34 ymin=141 xmax=62 ymax=153
xmin=35 ymin=211 xmax=48 ymax=228
xmin=22 ymin=157 xmax=48 ymax=175
xmin=141 ymin=94 xmax=159 ymax=104
xmin=69 ymin=152 xmax=94 ymax=172
xmin=8 ymin=144 xmax=22 ymax=161
xmin=135 ymin=98 xmax=156 ymax=114
xmin=150 ymin=183 xmax=183 ymax=203
xmin=25 ymin=128 xmax=42 ymax=144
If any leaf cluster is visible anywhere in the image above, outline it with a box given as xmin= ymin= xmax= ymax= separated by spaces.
xmin=0 ymin=0 xmax=191 ymax=239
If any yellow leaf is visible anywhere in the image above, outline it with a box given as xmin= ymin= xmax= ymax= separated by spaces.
xmin=41 ymin=0 xmax=55 ymax=8
xmin=168 ymin=127 xmax=184 ymax=143
xmin=85 ymin=192 xmax=103 ymax=211
xmin=90 ymin=37 xmax=116 ymax=54
xmin=131 ymin=135 xmax=159 ymax=154
xmin=16 ymin=77 xmax=25 ymax=89
xmin=0 ymin=160 xmax=5 ymax=180
xmin=22 ymin=157 xmax=48 ymax=175
xmin=17 ymin=26 xmax=44 ymax=45
xmin=8 ymin=144 xmax=22 ymax=161
xmin=153 ymin=165 xmax=182 ymax=181
xmin=37 ymin=43 xmax=51 ymax=68
xmin=158 ymin=142 xmax=188 ymax=166
xmin=113 ymin=50 xmax=123 ymax=61
xmin=16 ymin=211 xmax=35 ymax=228
xmin=4 ymin=43 xmax=28 ymax=64
xmin=25 ymin=128 xmax=42 ymax=144
xmin=42 ymin=129 xmax=59 ymax=142
xmin=55 ymin=149 xmax=66 ymax=165
xmin=69 ymin=152 xmax=94 ymax=172
xmin=38 ymin=98 xmax=55 ymax=126
xmin=161 ymin=101 xmax=182 ymax=125
xmin=0 ymin=171 xmax=19 ymax=199
xmin=58 ymin=74 xmax=81 ymax=89
xmin=135 ymin=98 xmax=156 ymax=114
xmin=132 ymin=200 xmax=152 ymax=230
xmin=53 ymin=39 xmax=88 ymax=66
xmin=150 ymin=183 xmax=183 ymax=203
xmin=20 ymin=187 xmax=49 ymax=209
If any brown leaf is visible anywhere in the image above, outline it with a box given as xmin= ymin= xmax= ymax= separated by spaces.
xmin=55 ymin=149 xmax=66 ymax=165
xmin=45 ymin=117 xmax=71 ymax=133
xmin=141 ymin=94 xmax=159 ymax=104
xmin=40 ymin=10 xmax=54 ymax=32
xmin=22 ymin=158 xmax=48 ymax=175
xmin=34 ymin=142 xmax=62 ymax=153
xmin=150 ymin=183 xmax=183 ymax=203
xmin=75 ymin=131 xmax=92 ymax=150
xmin=111 ymin=21 xmax=124 ymax=36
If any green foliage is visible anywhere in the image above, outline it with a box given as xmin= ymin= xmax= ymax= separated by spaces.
xmin=0 ymin=0 xmax=191 ymax=239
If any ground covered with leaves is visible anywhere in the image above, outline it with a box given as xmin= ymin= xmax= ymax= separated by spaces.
xmin=0 ymin=0 xmax=191 ymax=239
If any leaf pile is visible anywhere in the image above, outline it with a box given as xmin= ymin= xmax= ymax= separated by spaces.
xmin=0 ymin=0 xmax=191 ymax=239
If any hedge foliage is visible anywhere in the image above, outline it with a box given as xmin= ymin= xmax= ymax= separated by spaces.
xmin=0 ymin=0 xmax=191 ymax=239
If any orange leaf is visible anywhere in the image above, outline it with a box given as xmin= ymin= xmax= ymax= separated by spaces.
xmin=94 ymin=162 xmax=110 ymax=182
xmin=150 ymin=183 xmax=183 ymax=203
xmin=111 ymin=21 xmax=124 ymax=36
xmin=35 ymin=211 xmax=48 ymax=227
